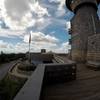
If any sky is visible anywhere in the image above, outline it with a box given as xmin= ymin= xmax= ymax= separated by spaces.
xmin=0 ymin=0 xmax=100 ymax=53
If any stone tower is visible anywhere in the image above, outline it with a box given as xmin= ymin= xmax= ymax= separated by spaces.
xmin=66 ymin=0 xmax=100 ymax=63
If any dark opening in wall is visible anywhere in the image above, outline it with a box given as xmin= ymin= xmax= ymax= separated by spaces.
xmin=43 ymin=61 xmax=53 ymax=64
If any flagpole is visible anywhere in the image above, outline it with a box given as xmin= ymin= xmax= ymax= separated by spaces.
xmin=29 ymin=41 xmax=30 ymax=63
xmin=29 ymin=33 xmax=31 ymax=63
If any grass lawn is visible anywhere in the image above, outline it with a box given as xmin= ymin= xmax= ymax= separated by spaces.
xmin=0 ymin=75 xmax=27 ymax=100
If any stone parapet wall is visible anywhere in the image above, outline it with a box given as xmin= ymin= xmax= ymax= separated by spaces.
xmin=44 ymin=63 xmax=76 ymax=84
xmin=16 ymin=67 xmax=33 ymax=76
xmin=71 ymin=33 xmax=87 ymax=62
xmin=26 ymin=53 xmax=53 ymax=62
xmin=87 ymin=34 xmax=100 ymax=62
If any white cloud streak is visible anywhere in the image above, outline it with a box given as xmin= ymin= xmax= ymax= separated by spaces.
xmin=0 ymin=36 xmax=71 ymax=53
xmin=24 ymin=31 xmax=59 ymax=43
xmin=0 ymin=29 xmax=25 ymax=38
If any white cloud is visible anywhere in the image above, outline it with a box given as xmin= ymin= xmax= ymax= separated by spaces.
xmin=0 ymin=0 xmax=68 ymax=31
xmin=48 ymin=0 xmax=65 ymax=10
xmin=0 ymin=0 xmax=71 ymax=54
xmin=0 ymin=29 xmax=25 ymax=38
xmin=0 ymin=0 xmax=33 ymax=30
xmin=66 ymin=21 xmax=71 ymax=31
xmin=34 ymin=18 xmax=51 ymax=30
xmin=0 ymin=31 xmax=70 ymax=53
xmin=0 ymin=40 xmax=7 ymax=48
xmin=62 ymin=42 xmax=71 ymax=51
xmin=48 ymin=0 xmax=66 ymax=18
xmin=0 ymin=0 xmax=50 ymax=30
xmin=24 ymin=31 xmax=59 ymax=43
xmin=14 ymin=41 xmax=71 ymax=53
xmin=0 ymin=40 xmax=14 ymax=53
xmin=52 ymin=42 xmax=71 ymax=53
xmin=55 ymin=8 xmax=66 ymax=17
xmin=30 ymin=1 xmax=50 ymax=18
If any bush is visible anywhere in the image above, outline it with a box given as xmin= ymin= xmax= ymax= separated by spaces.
xmin=0 ymin=53 xmax=25 ymax=64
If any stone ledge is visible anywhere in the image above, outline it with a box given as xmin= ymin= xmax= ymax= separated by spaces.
xmin=44 ymin=63 xmax=77 ymax=84
xmin=86 ymin=61 xmax=100 ymax=70
xmin=14 ymin=65 xmax=45 ymax=100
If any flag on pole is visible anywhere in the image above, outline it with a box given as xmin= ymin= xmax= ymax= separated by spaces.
xmin=29 ymin=33 xmax=31 ymax=44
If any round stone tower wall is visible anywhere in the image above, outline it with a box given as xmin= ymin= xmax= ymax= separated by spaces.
xmin=66 ymin=0 xmax=100 ymax=62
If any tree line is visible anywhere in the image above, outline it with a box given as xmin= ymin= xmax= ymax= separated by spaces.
xmin=0 ymin=51 xmax=25 ymax=64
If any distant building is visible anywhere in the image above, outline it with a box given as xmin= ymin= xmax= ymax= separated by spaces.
xmin=41 ymin=49 xmax=46 ymax=53
xmin=66 ymin=0 xmax=100 ymax=65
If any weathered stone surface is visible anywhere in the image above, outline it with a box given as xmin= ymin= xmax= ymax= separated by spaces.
xmin=66 ymin=0 xmax=100 ymax=62
xmin=87 ymin=34 xmax=100 ymax=62
xmin=44 ymin=63 xmax=76 ymax=84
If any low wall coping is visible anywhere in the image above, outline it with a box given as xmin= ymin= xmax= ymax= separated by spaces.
xmin=14 ymin=64 xmax=45 ymax=100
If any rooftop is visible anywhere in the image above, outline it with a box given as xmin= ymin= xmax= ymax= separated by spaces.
xmin=42 ymin=63 xmax=100 ymax=100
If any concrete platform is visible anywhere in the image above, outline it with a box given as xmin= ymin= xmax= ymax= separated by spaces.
xmin=42 ymin=64 xmax=100 ymax=100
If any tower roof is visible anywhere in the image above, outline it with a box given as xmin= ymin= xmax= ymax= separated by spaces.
xmin=66 ymin=0 xmax=72 ymax=11
xmin=66 ymin=0 xmax=100 ymax=11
